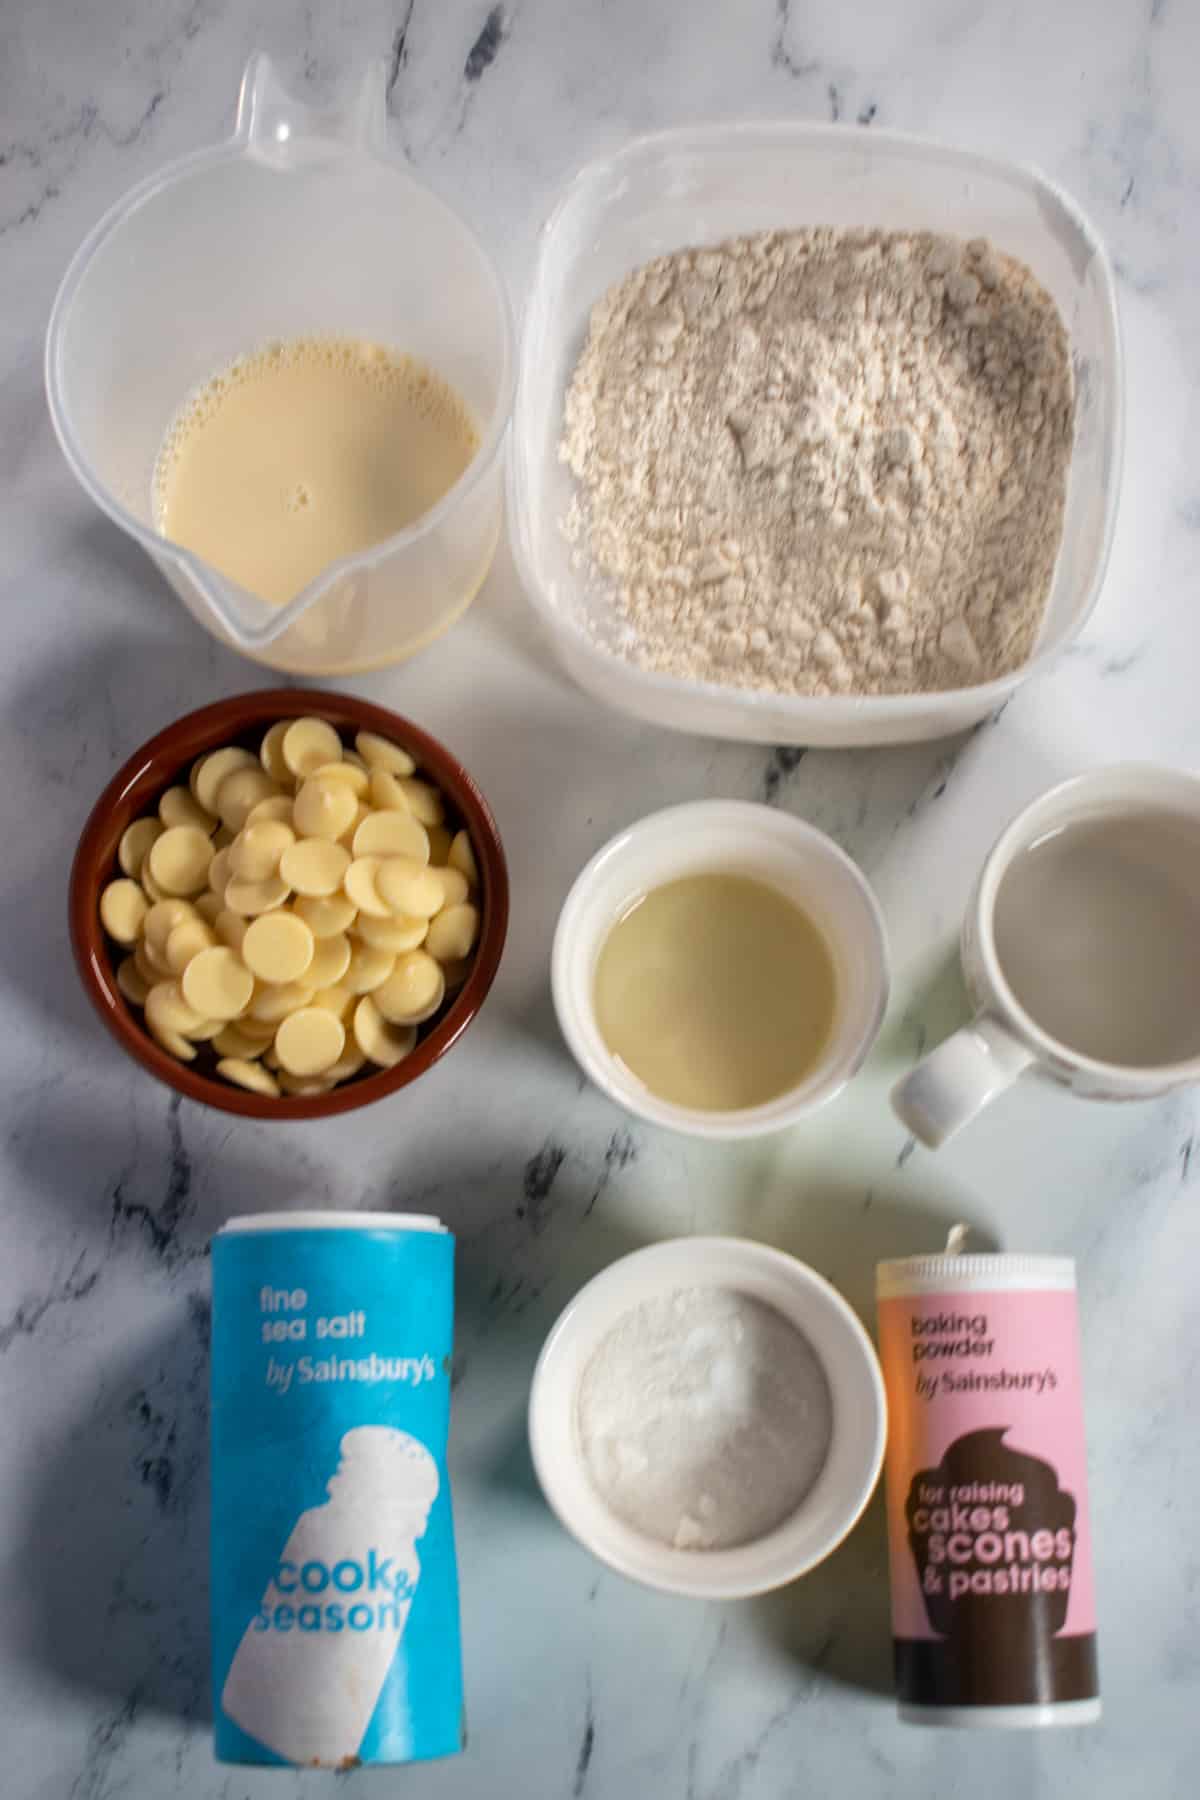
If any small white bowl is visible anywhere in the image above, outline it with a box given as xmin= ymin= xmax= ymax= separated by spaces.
xmin=551 ymin=800 xmax=889 ymax=1138
xmin=528 ymin=1237 xmax=888 ymax=1599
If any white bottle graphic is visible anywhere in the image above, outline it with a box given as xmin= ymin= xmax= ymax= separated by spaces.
xmin=221 ymin=1426 xmax=439 ymax=1766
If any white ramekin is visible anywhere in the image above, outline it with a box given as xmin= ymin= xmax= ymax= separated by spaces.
xmin=528 ymin=1237 xmax=888 ymax=1599
xmin=551 ymin=800 xmax=889 ymax=1138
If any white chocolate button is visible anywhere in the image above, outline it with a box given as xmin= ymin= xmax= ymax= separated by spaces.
xmin=164 ymin=917 xmax=217 ymax=973
xmin=181 ymin=946 xmax=255 ymax=1020
xmin=192 ymin=746 xmax=256 ymax=815
xmin=426 ymin=902 xmax=480 ymax=963
xmin=306 ymin=932 xmax=351 ymax=988
xmin=275 ymin=1006 xmax=345 ymax=1076
xmin=353 ymin=997 xmax=417 ymax=1068
xmin=368 ymin=767 xmax=409 ymax=813
xmin=140 ymin=863 xmax=169 ymax=903
xmin=425 ymin=824 xmax=453 ymax=866
xmin=344 ymin=857 xmax=392 ymax=918
xmin=218 ymin=1057 xmax=280 ymax=1097
xmin=312 ymin=984 xmax=356 ymax=1021
xmin=374 ymin=950 xmax=445 ymax=1025
xmin=230 ymin=819 xmax=295 ymax=881
xmin=135 ymin=939 xmax=167 ymax=985
xmin=294 ymin=776 xmax=359 ymax=842
xmin=339 ymin=802 xmax=371 ymax=849
xmin=224 ymin=874 xmax=291 ymax=917
xmin=448 ymin=830 xmax=478 ymax=887
xmin=259 ymin=719 xmax=296 ymax=785
xmin=396 ymin=778 xmax=445 ymax=826
xmin=146 ymin=980 xmax=207 ymax=1037
xmin=116 ymin=956 xmax=150 ymax=1007
xmin=214 ymin=1023 xmax=269 ymax=1060
xmin=195 ymin=892 xmax=222 ymax=926
xmin=342 ymin=941 xmax=395 ymax=994
xmin=283 ymin=717 xmax=343 ymax=779
xmin=245 ymin=794 xmax=295 ymax=828
xmin=159 ymin=784 xmax=216 ymax=834
xmin=356 ymin=730 xmax=416 ymax=777
xmin=313 ymin=760 xmax=369 ymax=797
xmin=222 ymin=1012 xmax=276 ymax=1044
xmin=217 ymin=765 xmax=280 ymax=833
xmin=100 ymin=878 xmax=148 ymax=945
xmin=429 ymin=866 xmax=470 ymax=910
xmin=146 ymin=937 xmax=176 ymax=980
xmin=215 ymin=909 xmax=249 ymax=953
xmin=148 ymin=1017 xmax=197 ymax=1061
xmin=440 ymin=956 xmax=472 ymax=992
xmin=118 ymin=818 xmax=163 ymax=879
xmin=325 ymin=1044 xmax=367 ymax=1083
xmin=375 ymin=857 xmax=444 ymax=919
xmin=280 ymin=839 xmax=351 ymax=898
xmin=242 ymin=1012 xmax=278 ymax=1038
xmin=352 ymin=812 xmax=430 ymax=864
xmin=185 ymin=1017 xmax=224 ymax=1042
xmin=293 ymin=891 xmax=357 ymax=937
xmin=144 ymin=898 xmax=197 ymax=957
xmin=207 ymin=846 xmax=234 ymax=901
xmin=248 ymin=981 xmax=316 ymax=1024
xmin=242 ymin=913 xmax=315 ymax=985
xmin=355 ymin=912 xmax=429 ymax=954
xmin=147 ymin=826 xmax=213 ymax=897
xmin=278 ymin=1072 xmax=337 ymax=1096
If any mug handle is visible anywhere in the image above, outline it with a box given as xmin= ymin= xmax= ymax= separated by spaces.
xmin=891 ymin=1014 xmax=1034 ymax=1149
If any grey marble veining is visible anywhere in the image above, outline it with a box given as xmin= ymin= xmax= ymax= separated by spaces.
xmin=2 ymin=1 xmax=1199 ymax=1796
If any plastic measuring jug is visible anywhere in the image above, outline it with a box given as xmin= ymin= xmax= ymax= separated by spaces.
xmin=45 ymin=55 xmax=515 ymax=676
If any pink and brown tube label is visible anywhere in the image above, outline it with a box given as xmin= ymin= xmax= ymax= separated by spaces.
xmin=876 ymin=1287 xmax=1098 ymax=1710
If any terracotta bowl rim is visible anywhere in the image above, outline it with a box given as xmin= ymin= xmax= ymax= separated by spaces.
xmin=69 ymin=686 xmax=509 ymax=1121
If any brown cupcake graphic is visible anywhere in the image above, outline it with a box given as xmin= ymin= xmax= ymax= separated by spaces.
xmin=898 ymin=1426 xmax=1094 ymax=1703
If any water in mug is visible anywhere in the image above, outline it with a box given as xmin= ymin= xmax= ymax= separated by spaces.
xmin=992 ymin=810 xmax=1200 ymax=1066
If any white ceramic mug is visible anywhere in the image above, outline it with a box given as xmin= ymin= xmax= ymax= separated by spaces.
xmin=892 ymin=765 xmax=1200 ymax=1148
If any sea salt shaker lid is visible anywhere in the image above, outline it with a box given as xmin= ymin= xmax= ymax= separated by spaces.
xmin=219 ymin=1211 xmax=447 ymax=1234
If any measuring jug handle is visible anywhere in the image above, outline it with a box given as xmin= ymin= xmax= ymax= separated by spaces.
xmin=891 ymin=1014 xmax=1034 ymax=1150
xmin=235 ymin=51 xmax=390 ymax=159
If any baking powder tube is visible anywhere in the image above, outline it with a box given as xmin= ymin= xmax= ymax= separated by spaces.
xmin=876 ymin=1243 xmax=1099 ymax=1727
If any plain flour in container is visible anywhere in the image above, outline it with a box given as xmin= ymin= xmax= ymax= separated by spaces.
xmin=576 ymin=1287 xmax=833 ymax=1550
xmin=561 ymin=228 xmax=1074 ymax=697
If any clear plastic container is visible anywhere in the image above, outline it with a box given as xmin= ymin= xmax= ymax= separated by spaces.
xmin=508 ymin=123 xmax=1123 ymax=747
xmin=45 ymin=56 xmax=515 ymax=676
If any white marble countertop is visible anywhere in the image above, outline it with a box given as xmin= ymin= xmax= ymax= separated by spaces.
xmin=3 ymin=1 xmax=1198 ymax=1794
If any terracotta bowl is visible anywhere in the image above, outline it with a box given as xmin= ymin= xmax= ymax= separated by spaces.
xmin=69 ymin=688 xmax=509 ymax=1120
